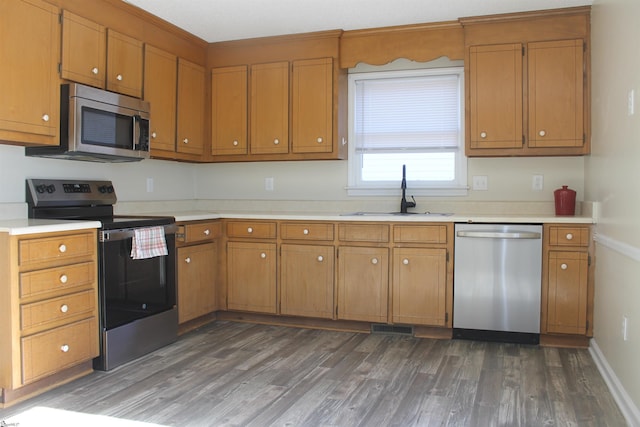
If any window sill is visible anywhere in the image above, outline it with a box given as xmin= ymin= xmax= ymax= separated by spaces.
xmin=345 ymin=186 xmax=469 ymax=197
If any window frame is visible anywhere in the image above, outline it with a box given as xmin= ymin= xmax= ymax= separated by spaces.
xmin=346 ymin=66 xmax=467 ymax=197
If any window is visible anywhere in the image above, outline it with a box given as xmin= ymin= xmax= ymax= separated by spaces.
xmin=347 ymin=66 xmax=467 ymax=196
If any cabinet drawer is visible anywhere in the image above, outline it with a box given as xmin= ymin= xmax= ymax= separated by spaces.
xmin=226 ymin=221 xmax=276 ymax=239
xmin=281 ymin=223 xmax=334 ymax=241
xmin=548 ymin=226 xmax=589 ymax=247
xmin=20 ymin=261 xmax=95 ymax=299
xmin=21 ymin=289 xmax=96 ymax=332
xmin=338 ymin=223 xmax=389 ymax=243
xmin=19 ymin=232 xmax=95 ymax=267
xmin=393 ymin=225 xmax=448 ymax=244
xmin=21 ymin=317 xmax=98 ymax=384
xmin=180 ymin=221 xmax=221 ymax=243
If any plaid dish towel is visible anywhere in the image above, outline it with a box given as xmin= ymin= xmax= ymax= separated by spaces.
xmin=131 ymin=226 xmax=168 ymax=260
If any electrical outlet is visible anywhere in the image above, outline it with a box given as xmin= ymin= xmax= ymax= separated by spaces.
xmin=472 ymin=175 xmax=488 ymax=191
xmin=265 ymin=177 xmax=274 ymax=191
xmin=532 ymin=175 xmax=544 ymax=191
xmin=623 ymin=316 xmax=629 ymax=341
xmin=629 ymin=89 xmax=635 ymax=116
xmin=146 ymin=178 xmax=154 ymax=193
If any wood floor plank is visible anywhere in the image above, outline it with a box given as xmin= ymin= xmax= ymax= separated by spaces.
xmin=0 ymin=321 xmax=628 ymax=427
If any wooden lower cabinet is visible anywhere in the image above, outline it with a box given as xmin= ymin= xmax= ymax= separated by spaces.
xmin=0 ymin=229 xmax=99 ymax=406
xmin=227 ymin=241 xmax=277 ymax=314
xmin=392 ymin=247 xmax=448 ymax=326
xmin=337 ymin=246 xmax=389 ymax=322
xmin=542 ymin=224 xmax=593 ymax=341
xmin=177 ymin=243 xmax=217 ymax=324
xmin=280 ymin=244 xmax=334 ymax=319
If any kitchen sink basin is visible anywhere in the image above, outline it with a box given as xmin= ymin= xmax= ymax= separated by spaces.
xmin=341 ymin=211 xmax=454 ymax=216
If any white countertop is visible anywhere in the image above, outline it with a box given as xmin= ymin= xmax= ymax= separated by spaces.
xmin=0 ymin=210 xmax=592 ymax=235
xmin=170 ymin=210 xmax=593 ymax=224
xmin=0 ymin=218 xmax=102 ymax=235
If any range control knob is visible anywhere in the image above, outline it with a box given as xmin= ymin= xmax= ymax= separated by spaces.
xmin=98 ymin=185 xmax=114 ymax=194
xmin=35 ymin=184 xmax=47 ymax=193
xmin=46 ymin=184 xmax=55 ymax=193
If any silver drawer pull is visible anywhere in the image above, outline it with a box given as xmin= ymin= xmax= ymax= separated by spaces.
xmin=566 ymin=233 xmax=573 ymax=240
xmin=59 ymin=274 xmax=68 ymax=284
xmin=247 ymin=227 xmax=253 ymax=233
xmin=60 ymin=304 xmax=69 ymax=313
xmin=58 ymin=244 xmax=67 ymax=253
xmin=303 ymin=229 xmax=309 ymax=235
xmin=204 ymin=229 xmax=210 ymax=236
xmin=60 ymin=344 xmax=70 ymax=353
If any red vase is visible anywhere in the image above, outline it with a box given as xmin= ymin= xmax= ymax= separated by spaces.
xmin=554 ymin=185 xmax=576 ymax=216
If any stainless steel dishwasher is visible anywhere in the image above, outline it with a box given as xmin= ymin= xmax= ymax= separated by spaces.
xmin=453 ymin=223 xmax=543 ymax=344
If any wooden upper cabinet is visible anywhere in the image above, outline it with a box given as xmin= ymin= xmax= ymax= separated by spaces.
xmin=250 ymin=62 xmax=289 ymax=155
xmin=0 ymin=0 xmax=60 ymax=145
xmin=144 ymin=45 xmax=177 ymax=154
xmin=61 ymin=11 xmax=143 ymax=98
xmin=106 ymin=29 xmax=143 ymax=98
xmin=469 ymin=43 xmax=523 ymax=150
xmin=211 ymin=66 xmax=248 ymax=156
xmin=177 ymin=58 xmax=205 ymax=155
xmin=292 ymin=58 xmax=333 ymax=154
xmin=61 ymin=10 xmax=106 ymax=89
xmin=528 ymin=39 xmax=584 ymax=148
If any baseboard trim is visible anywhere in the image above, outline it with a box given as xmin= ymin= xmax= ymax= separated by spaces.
xmin=590 ymin=339 xmax=640 ymax=426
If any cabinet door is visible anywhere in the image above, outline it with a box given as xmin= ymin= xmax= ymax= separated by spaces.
xmin=280 ymin=244 xmax=334 ymax=319
xmin=177 ymin=58 xmax=205 ymax=155
xmin=392 ymin=247 xmax=447 ymax=326
xmin=60 ymin=10 xmax=106 ymax=89
xmin=106 ymin=30 xmax=143 ymax=98
xmin=177 ymin=243 xmax=216 ymax=324
xmin=144 ymin=45 xmax=177 ymax=153
xmin=292 ymin=58 xmax=333 ymax=154
xmin=547 ymin=251 xmax=588 ymax=334
xmin=251 ymin=62 xmax=289 ymax=154
xmin=528 ymin=39 xmax=584 ymax=148
xmin=0 ymin=0 xmax=59 ymax=144
xmin=337 ymin=246 xmax=388 ymax=322
xmin=227 ymin=241 xmax=276 ymax=314
xmin=211 ymin=66 xmax=248 ymax=156
xmin=468 ymin=43 xmax=523 ymax=150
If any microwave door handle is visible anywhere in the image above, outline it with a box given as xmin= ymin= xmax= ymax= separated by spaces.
xmin=132 ymin=115 xmax=140 ymax=149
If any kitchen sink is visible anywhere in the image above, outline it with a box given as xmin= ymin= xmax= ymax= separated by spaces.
xmin=341 ymin=211 xmax=454 ymax=216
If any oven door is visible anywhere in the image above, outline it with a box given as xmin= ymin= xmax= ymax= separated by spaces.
xmin=98 ymin=225 xmax=177 ymax=331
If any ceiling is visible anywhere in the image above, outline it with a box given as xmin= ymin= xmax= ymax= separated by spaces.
xmin=122 ymin=0 xmax=592 ymax=43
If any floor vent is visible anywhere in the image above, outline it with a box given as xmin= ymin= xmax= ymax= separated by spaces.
xmin=371 ymin=324 xmax=414 ymax=336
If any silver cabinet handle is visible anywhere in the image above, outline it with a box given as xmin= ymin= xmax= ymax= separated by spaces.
xmin=480 ymin=131 xmax=487 ymax=138
xmin=403 ymin=258 xmax=409 ymax=265
xmin=91 ymin=67 xmax=99 ymax=75
xmin=60 ymin=344 xmax=70 ymax=353
xmin=185 ymin=257 xmax=191 ymax=264
xmin=371 ymin=258 xmax=378 ymax=265
xmin=317 ymin=255 xmax=324 ymax=262
xmin=116 ymin=74 xmax=123 ymax=81
xmin=42 ymin=114 xmax=50 ymax=122
xmin=260 ymin=252 xmax=267 ymax=259
xmin=561 ymin=263 xmax=568 ymax=270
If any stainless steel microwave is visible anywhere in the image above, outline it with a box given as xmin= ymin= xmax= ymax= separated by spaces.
xmin=26 ymin=83 xmax=150 ymax=162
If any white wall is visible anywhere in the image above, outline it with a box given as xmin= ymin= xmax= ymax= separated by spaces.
xmin=0 ymin=144 xmax=196 ymax=204
xmin=194 ymin=156 xmax=585 ymax=202
xmin=589 ymin=0 xmax=640 ymax=423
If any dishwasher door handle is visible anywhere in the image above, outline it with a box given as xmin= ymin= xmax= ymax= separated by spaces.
xmin=456 ymin=230 xmax=541 ymax=239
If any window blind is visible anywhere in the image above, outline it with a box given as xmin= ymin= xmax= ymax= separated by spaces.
xmin=354 ymin=74 xmax=460 ymax=152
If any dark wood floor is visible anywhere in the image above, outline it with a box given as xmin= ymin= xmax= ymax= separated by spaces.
xmin=0 ymin=321 xmax=627 ymax=426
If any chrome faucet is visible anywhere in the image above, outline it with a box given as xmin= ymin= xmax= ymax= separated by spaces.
xmin=400 ymin=164 xmax=416 ymax=213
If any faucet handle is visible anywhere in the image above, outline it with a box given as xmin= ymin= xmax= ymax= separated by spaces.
xmin=407 ymin=195 xmax=417 ymax=208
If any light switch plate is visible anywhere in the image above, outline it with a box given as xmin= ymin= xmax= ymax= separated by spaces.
xmin=472 ymin=175 xmax=488 ymax=191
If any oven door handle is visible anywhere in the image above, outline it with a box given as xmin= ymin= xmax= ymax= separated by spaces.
xmin=99 ymin=223 xmax=178 ymax=242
